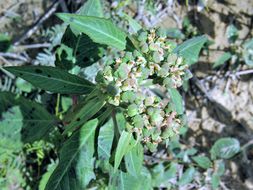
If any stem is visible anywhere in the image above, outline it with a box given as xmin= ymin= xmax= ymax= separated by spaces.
xmin=241 ymin=139 xmax=253 ymax=151
xmin=112 ymin=109 xmax=120 ymax=142
xmin=55 ymin=93 xmax=60 ymax=117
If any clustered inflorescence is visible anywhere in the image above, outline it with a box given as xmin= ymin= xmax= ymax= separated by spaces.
xmin=96 ymin=29 xmax=189 ymax=151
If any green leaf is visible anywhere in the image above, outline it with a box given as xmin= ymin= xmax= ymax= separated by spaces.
xmin=124 ymin=142 xmax=143 ymax=177
xmin=226 ymin=24 xmax=238 ymax=43
xmin=151 ymin=162 xmax=178 ymax=187
xmin=15 ymin=78 xmax=33 ymax=93
xmin=56 ymin=27 xmax=104 ymax=69
xmin=168 ymin=89 xmax=184 ymax=115
xmin=192 ymin=156 xmax=212 ymax=169
xmin=214 ymin=160 xmax=225 ymax=176
xmin=109 ymin=169 xmax=152 ymax=190
xmin=57 ymin=13 xmax=127 ymax=50
xmin=63 ymin=95 xmax=105 ymax=135
xmin=0 ymin=33 xmax=11 ymax=52
xmin=243 ymin=38 xmax=253 ymax=66
xmin=173 ymin=35 xmax=207 ymax=65
xmin=4 ymin=66 xmax=95 ymax=94
xmin=17 ymin=96 xmax=57 ymax=143
xmin=114 ymin=131 xmax=135 ymax=172
xmin=211 ymin=173 xmax=220 ymax=189
xmin=39 ymin=162 xmax=57 ymax=190
xmin=78 ymin=0 xmax=104 ymax=17
xmin=123 ymin=14 xmax=142 ymax=34
xmin=61 ymin=96 xmax=72 ymax=112
xmin=45 ymin=119 xmax=98 ymax=190
xmin=213 ymin=52 xmax=232 ymax=68
xmin=178 ymin=167 xmax=195 ymax=186
xmin=166 ymin=28 xmax=185 ymax=39
xmin=97 ymin=119 xmax=114 ymax=164
xmin=0 ymin=91 xmax=16 ymax=115
xmin=211 ymin=138 xmax=240 ymax=160
xmin=163 ymin=162 xmax=178 ymax=181
xmin=0 ymin=92 xmax=57 ymax=143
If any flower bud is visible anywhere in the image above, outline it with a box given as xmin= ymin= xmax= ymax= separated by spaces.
xmin=114 ymin=63 xmax=129 ymax=80
xmin=138 ymin=31 xmax=148 ymax=41
xmin=127 ymin=104 xmax=139 ymax=117
xmin=141 ymin=43 xmax=149 ymax=53
xmin=106 ymin=82 xmax=119 ymax=96
xmin=134 ymin=93 xmax=145 ymax=105
xmin=161 ymin=127 xmax=175 ymax=139
xmin=121 ymin=91 xmax=136 ymax=103
xmin=95 ymin=70 xmax=105 ymax=83
xmin=151 ymin=128 xmax=161 ymax=141
xmin=167 ymin=54 xmax=178 ymax=64
xmin=149 ymin=42 xmax=159 ymax=51
xmin=146 ymin=142 xmax=158 ymax=152
xmin=144 ymin=96 xmax=155 ymax=106
xmin=150 ymin=108 xmax=164 ymax=126
xmin=126 ymin=122 xmax=134 ymax=131
xmin=153 ymin=51 xmax=163 ymax=63
xmin=163 ymin=77 xmax=175 ymax=89
xmin=132 ymin=115 xmax=144 ymax=128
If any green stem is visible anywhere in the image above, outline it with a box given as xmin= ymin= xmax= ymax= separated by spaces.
xmin=55 ymin=93 xmax=60 ymax=117
xmin=112 ymin=109 xmax=120 ymax=142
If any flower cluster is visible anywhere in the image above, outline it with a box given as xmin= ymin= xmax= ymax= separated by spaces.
xmin=96 ymin=29 xmax=189 ymax=151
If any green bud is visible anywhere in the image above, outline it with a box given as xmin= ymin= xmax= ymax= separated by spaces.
xmin=157 ymin=67 xmax=168 ymax=77
xmin=164 ymin=106 xmax=173 ymax=114
xmin=150 ymin=108 xmax=164 ymax=126
xmin=143 ymin=127 xmax=153 ymax=137
xmin=149 ymin=42 xmax=159 ymax=51
xmin=121 ymin=91 xmax=136 ymax=103
xmin=146 ymin=142 xmax=158 ymax=152
xmin=114 ymin=63 xmax=129 ymax=80
xmin=103 ymin=66 xmax=113 ymax=81
xmin=122 ymin=52 xmax=134 ymax=62
xmin=126 ymin=122 xmax=134 ymax=131
xmin=164 ymin=41 xmax=177 ymax=51
xmin=138 ymin=31 xmax=148 ymax=41
xmin=151 ymin=128 xmax=161 ymax=141
xmin=147 ymin=107 xmax=154 ymax=116
xmin=133 ymin=115 xmax=144 ymax=128
xmin=95 ymin=70 xmax=105 ymax=83
xmin=163 ymin=77 xmax=174 ymax=88
xmin=154 ymin=96 xmax=162 ymax=104
xmin=127 ymin=104 xmax=139 ymax=117
xmin=141 ymin=43 xmax=149 ymax=53
xmin=134 ymin=93 xmax=145 ymax=105
xmin=161 ymin=127 xmax=175 ymax=139
xmin=171 ymin=120 xmax=180 ymax=129
xmin=153 ymin=51 xmax=162 ymax=63
xmin=183 ymin=70 xmax=193 ymax=80
xmin=106 ymin=83 xmax=119 ymax=96
xmin=167 ymin=54 xmax=177 ymax=64
xmin=133 ymin=50 xmax=142 ymax=57
xmin=144 ymin=96 xmax=155 ymax=106
xmin=157 ymin=28 xmax=167 ymax=38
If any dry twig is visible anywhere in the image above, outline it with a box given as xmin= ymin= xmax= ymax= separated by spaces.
xmin=13 ymin=0 xmax=60 ymax=45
